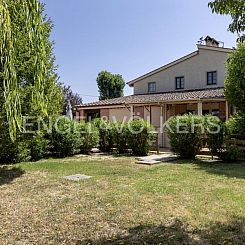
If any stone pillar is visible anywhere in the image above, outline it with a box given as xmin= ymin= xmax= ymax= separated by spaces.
xmin=130 ymin=106 xmax=134 ymax=119
xmin=75 ymin=111 xmax=80 ymax=121
xmin=198 ymin=102 xmax=203 ymax=116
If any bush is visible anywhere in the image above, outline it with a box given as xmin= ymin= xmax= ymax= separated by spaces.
xmin=167 ymin=114 xmax=241 ymax=160
xmin=167 ymin=114 xmax=204 ymax=159
xmin=0 ymin=120 xmax=49 ymax=163
xmin=111 ymin=122 xmax=128 ymax=154
xmin=220 ymin=145 xmax=240 ymax=162
xmin=30 ymin=133 xmax=49 ymax=161
xmin=49 ymin=117 xmax=81 ymax=157
xmin=204 ymin=115 xmax=225 ymax=158
xmin=225 ymin=113 xmax=245 ymax=136
xmin=13 ymin=141 xmax=31 ymax=163
xmin=0 ymin=137 xmax=31 ymax=164
xmin=79 ymin=121 xmax=99 ymax=154
xmin=93 ymin=118 xmax=113 ymax=152
xmin=0 ymin=119 xmax=31 ymax=163
xmin=127 ymin=119 xmax=156 ymax=156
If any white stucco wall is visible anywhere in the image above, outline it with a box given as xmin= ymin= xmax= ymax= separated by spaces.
xmin=133 ymin=46 xmax=231 ymax=95
xmin=109 ymin=108 xmax=132 ymax=122
xmin=151 ymin=106 xmax=161 ymax=127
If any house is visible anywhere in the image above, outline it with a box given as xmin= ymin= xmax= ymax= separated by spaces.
xmin=74 ymin=36 xmax=234 ymax=148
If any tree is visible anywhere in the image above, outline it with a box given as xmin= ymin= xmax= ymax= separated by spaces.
xmin=0 ymin=0 xmax=63 ymax=163
xmin=96 ymin=71 xmax=125 ymax=100
xmin=62 ymin=85 xmax=83 ymax=115
xmin=0 ymin=0 xmax=63 ymax=141
xmin=208 ymin=0 xmax=245 ymax=42
xmin=225 ymin=41 xmax=245 ymax=114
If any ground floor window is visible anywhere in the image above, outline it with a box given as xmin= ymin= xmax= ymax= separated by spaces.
xmin=202 ymin=110 xmax=210 ymax=115
xmin=86 ymin=110 xmax=100 ymax=121
xmin=212 ymin=109 xmax=220 ymax=117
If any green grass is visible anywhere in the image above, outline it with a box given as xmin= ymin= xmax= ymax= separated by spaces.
xmin=1 ymin=155 xmax=245 ymax=244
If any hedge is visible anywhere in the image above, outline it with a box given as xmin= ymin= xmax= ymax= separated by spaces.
xmin=93 ymin=118 xmax=113 ymax=152
xmin=49 ymin=117 xmax=81 ymax=157
xmin=79 ymin=121 xmax=99 ymax=154
xmin=111 ymin=122 xmax=128 ymax=154
xmin=127 ymin=119 xmax=156 ymax=156
xmin=167 ymin=114 xmax=204 ymax=159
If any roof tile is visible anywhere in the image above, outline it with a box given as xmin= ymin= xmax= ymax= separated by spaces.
xmin=76 ymin=88 xmax=225 ymax=108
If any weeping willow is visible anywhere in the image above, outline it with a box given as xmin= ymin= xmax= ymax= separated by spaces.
xmin=0 ymin=0 xmax=47 ymax=141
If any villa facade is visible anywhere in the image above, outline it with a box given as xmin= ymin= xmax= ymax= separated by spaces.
xmin=74 ymin=36 xmax=234 ymax=148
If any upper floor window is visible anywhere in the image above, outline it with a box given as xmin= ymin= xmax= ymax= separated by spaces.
xmin=207 ymin=71 xmax=217 ymax=85
xmin=148 ymin=82 xmax=156 ymax=93
xmin=176 ymin=76 xmax=184 ymax=90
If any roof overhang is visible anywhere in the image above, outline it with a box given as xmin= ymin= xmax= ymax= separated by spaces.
xmin=127 ymin=51 xmax=199 ymax=87
xmin=75 ymin=98 xmax=226 ymax=111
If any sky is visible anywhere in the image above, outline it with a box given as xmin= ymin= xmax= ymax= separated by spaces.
xmin=43 ymin=0 xmax=237 ymax=103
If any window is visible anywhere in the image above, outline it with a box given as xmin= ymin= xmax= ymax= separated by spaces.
xmin=176 ymin=77 xmax=184 ymax=89
xmin=202 ymin=110 xmax=210 ymax=116
xmin=212 ymin=109 xmax=220 ymax=117
xmin=148 ymin=82 xmax=156 ymax=93
xmin=187 ymin=110 xmax=197 ymax=115
xmin=207 ymin=71 xmax=217 ymax=85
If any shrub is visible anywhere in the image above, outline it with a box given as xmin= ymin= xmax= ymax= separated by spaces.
xmin=13 ymin=141 xmax=31 ymax=163
xmin=0 ymin=119 xmax=31 ymax=163
xmin=127 ymin=119 xmax=156 ymax=156
xmin=49 ymin=117 xmax=81 ymax=157
xmin=225 ymin=113 xmax=245 ymax=136
xmin=167 ymin=114 xmax=204 ymax=159
xmin=93 ymin=118 xmax=113 ymax=152
xmin=111 ymin=122 xmax=128 ymax=154
xmin=79 ymin=121 xmax=99 ymax=154
xmin=0 ymin=137 xmax=31 ymax=164
xmin=220 ymin=145 xmax=240 ymax=162
xmin=204 ymin=115 xmax=225 ymax=158
xmin=30 ymin=133 xmax=49 ymax=161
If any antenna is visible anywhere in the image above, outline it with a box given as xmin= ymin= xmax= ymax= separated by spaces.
xmin=197 ymin=36 xmax=204 ymax=45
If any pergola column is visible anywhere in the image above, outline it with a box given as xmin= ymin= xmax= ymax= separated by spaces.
xmin=130 ymin=105 xmax=134 ymax=119
xmin=197 ymin=102 xmax=203 ymax=116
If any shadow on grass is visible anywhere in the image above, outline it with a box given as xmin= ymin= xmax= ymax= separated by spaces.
xmin=81 ymin=219 xmax=190 ymax=245
xmin=168 ymin=159 xmax=245 ymax=179
xmin=0 ymin=166 xmax=25 ymax=185
xmin=80 ymin=217 xmax=245 ymax=245
xmin=194 ymin=161 xmax=245 ymax=179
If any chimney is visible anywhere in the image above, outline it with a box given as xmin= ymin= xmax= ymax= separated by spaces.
xmin=204 ymin=36 xmax=220 ymax=47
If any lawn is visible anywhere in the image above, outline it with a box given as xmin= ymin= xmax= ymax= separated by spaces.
xmin=1 ymin=155 xmax=245 ymax=244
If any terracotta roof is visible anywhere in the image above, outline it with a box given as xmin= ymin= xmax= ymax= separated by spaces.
xmin=75 ymin=88 xmax=225 ymax=108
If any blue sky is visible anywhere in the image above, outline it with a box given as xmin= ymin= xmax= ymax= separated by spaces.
xmin=43 ymin=0 xmax=237 ymax=103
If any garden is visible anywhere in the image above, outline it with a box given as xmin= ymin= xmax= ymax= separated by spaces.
xmin=0 ymin=117 xmax=157 ymax=163
xmin=0 ymin=112 xmax=245 ymax=244
xmin=1 ymin=154 xmax=245 ymax=244
xmin=1 ymin=0 xmax=245 ymax=244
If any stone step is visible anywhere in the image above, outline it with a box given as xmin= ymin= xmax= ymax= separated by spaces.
xmin=136 ymin=155 xmax=178 ymax=165
xmin=137 ymin=160 xmax=162 ymax=165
